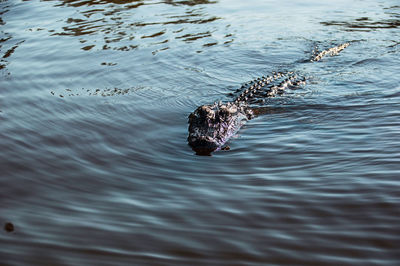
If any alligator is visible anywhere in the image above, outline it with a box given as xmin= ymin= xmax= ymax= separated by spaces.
xmin=188 ymin=43 xmax=349 ymax=155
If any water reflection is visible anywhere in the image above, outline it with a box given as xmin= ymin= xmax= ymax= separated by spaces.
xmin=50 ymin=0 xmax=216 ymax=7
xmin=321 ymin=5 xmax=400 ymax=31
xmin=0 ymin=3 xmax=24 ymax=72
xmin=44 ymin=0 xmax=224 ymax=53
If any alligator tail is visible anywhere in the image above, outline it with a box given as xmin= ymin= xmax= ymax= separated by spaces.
xmin=311 ymin=42 xmax=350 ymax=62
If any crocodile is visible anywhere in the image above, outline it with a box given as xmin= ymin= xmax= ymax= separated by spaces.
xmin=187 ymin=43 xmax=350 ymax=155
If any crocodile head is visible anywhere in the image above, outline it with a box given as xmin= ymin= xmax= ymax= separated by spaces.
xmin=187 ymin=102 xmax=251 ymax=155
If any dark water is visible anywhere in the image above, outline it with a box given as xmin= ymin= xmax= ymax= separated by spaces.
xmin=1 ymin=0 xmax=400 ymax=265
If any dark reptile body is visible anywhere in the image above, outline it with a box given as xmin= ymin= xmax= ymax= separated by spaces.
xmin=188 ymin=43 xmax=349 ymax=155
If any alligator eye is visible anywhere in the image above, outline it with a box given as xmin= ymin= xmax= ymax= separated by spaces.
xmin=205 ymin=109 xmax=215 ymax=120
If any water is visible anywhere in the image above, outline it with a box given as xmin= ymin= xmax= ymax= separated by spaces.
xmin=1 ymin=0 xmax=400 ymax=265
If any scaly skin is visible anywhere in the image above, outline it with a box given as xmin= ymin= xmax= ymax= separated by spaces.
xmin=188 ymin=101 xmax=251 ymax=155
xmin=188 ymin=43 xmax=350 ymax=155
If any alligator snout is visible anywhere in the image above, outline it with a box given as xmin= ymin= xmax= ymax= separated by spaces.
xmin=188 ymin=136 xmax=219 ymax=155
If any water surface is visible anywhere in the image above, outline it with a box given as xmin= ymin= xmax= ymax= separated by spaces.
xmin=1 ymin=0 xmax=400 ymax=265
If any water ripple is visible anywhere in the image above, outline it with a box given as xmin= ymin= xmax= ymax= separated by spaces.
xmin=38 ymin=0 xmax=225 ymax=53
xmin=1 ymin=0 xmax=400 ymax=265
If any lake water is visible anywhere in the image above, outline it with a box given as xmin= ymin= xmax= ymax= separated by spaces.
xmin=1 ymin=0 xmax=400 ymax=265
